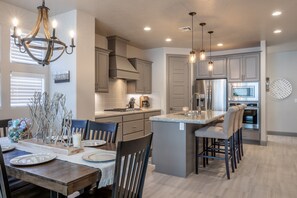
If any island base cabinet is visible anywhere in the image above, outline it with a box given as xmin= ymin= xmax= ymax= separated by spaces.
xmin=152 ymin=121 xmax=199 ymax=177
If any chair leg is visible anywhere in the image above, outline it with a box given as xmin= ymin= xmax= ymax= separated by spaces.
xmin=224 ymin=139 xmax=230 ymax=179
xmin=195 ymin=137 xmax=199 ymax=174
xmin=233 ymin=134 xmax=237 ymax=169
xmin=237 ymin=131 xmax=242 ymax=161
xmin=206 ymin=138 xmax=209 ymax=165
xmin=203 ymin=138 xmax=206 ymax=168
xmin=230 ymin=137 xmax=235 ymax=173
xmin=240 ymin=128 xmax=244 ymax=156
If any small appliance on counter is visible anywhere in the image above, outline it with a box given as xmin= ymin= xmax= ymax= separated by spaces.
xmin=140 ymin=96 xmax=150 ymax=108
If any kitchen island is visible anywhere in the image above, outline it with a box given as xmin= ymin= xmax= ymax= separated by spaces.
xmin=150 ymin=110 xmax=226 ymax=177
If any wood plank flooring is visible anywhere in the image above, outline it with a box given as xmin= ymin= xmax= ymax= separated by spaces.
xmin=143 ymin=135 xmax=297 ymax=198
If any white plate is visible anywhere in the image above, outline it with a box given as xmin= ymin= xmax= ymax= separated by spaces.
xmin=82 ymin=140 xmax=106 ymax=147
xmin=1 ymin=145 xmax=15 ymax=153
xmin=82 ymin=152 xmax=116 ymax=163
xmin=10 ymin=153 xmax=56 ymax=166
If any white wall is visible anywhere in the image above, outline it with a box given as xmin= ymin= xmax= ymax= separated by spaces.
xmin=267 ymin=42 xmax=297 ymax=134
xmin=50 ymin=10 xmax=95 ymax=120
xmin=0 ymin=1 xmax=49 ymax=120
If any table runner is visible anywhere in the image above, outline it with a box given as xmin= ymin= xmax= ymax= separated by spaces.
xmin=0 ymin=137 xmax=115 ymax=188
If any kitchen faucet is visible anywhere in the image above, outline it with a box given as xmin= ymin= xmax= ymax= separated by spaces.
xmin=190 ymin=93 xmax=201 ymax=114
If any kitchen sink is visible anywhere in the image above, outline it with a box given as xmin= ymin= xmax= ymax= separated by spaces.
xmin=104 ymin=108 xmax=142 ymax=112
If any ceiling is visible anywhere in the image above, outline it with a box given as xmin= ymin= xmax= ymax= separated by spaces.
xmin=1 ymin=0 xmax=297 ymax=51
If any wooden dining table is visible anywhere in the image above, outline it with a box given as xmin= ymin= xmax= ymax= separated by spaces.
xmin=2 ymin=142 xmax=117 ymax=198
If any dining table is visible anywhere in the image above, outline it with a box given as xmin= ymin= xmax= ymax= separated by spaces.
xmin=0 ymin=137 xmax=117 ymax=198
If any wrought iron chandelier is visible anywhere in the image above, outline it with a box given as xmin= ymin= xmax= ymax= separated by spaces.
xmin=11 ymin=0 xmax=75 ymax=66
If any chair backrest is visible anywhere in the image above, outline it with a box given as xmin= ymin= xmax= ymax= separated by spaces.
xmin=84 ymin=121 xmax=118 ymax=143
xmin=112 ymin=134 xmax=153 ymax=198
xmin=233 ymin=105 xmax=241 ymax=133
xmin=62 ymin=119 xmax=88 ymax=138
xmin=0 ymin=119 xmax=12 ymax=137
xmin=0 ymin=146 xmax=12 ymax=198
xmin=238 ymin=104 xmax=246 ymax=128
xmin=223 ymin=106 xmax=237 ymax=138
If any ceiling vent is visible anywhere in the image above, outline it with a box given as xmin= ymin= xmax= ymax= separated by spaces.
xmin=179 ymin=26 xmax=191 ymax=32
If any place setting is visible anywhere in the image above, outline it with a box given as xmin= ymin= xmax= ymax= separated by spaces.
xmin=82 ymin=151 xmax=116 ymax=163
xmin=9 ymin=153 xmax=57 ymax=166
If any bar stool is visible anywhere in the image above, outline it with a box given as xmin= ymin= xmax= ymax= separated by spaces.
xmin=194 ymin=107 xmax=237 ymax=179
xmin=232 ymin=105 xmax=241 ymax=169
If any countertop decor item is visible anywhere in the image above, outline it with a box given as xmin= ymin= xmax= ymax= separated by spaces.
xmin=10 ymin=0 xmax=75 ymax=66
xmin=8 ymin=118 xmax=32 ymax=143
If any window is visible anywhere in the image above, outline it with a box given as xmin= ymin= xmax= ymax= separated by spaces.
xmin=10 ymin=30 xmax=44 ymax=65
xmin=10 ymin=72 xmax=45 ymax=107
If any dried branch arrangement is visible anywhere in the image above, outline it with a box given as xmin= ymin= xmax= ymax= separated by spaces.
xmin=28 ymin=92 xmax=72 ymax=145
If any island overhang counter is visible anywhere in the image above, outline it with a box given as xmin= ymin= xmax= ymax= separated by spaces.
xmin=150 ymin=110 xmax=226 ymax=177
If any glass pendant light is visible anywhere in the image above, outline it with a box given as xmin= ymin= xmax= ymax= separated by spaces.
xmin=208 ymin=31 xmax=214 ymax=71
xmin=199 ymin=23 xmax=206 ymax=60
xmin=189 ymin=12 xmax=196 ymax=64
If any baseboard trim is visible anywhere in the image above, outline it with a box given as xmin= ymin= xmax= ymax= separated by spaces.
xmin=260 ymin=141 xmax=267 ymax=146
xmin=268 ymin=131 xmax=297 ymax=137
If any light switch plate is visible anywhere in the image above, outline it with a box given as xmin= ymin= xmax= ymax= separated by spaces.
xmin=179 ymin=123 xmax=184 ymax=130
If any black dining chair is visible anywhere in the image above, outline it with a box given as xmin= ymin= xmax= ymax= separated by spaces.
xmin=82 ymin=133 xmax=153 ymax=198
xmin=0 ymin=119 xmax=12 ymax=137
xmin=62 ymin=119 xmax=88 ymax=138
xmin=0 ymin=146 xmax=50 ymax=198
xmin=84 ymin=121 xmax=118 ymax=143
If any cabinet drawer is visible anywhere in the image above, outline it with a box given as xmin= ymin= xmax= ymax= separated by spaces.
xmin=123 ymin=113 xmax=144 ymax=122
xmin=95 ymin=116 xmax=122 ymax=123
xmin=123 ymin=131 xmax=144 ymax=141
xmin=123 ymin=120 xmax=144 ymax=135
xmin=145 ymin=111 xmax=161 ymax=119
xmin=116 ymin=123 xmax=123 ymax=142
xmin=144 ymin=120 xmax=152 ymax=135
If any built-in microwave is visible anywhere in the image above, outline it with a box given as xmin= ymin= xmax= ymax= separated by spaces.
xmin=228 ymin=82 xmax=259 ymax=101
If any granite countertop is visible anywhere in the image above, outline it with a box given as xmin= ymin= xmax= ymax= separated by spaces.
xmin=149 ymin=110 xmax=226 ymax=124
xmin=95 ymin=108 xmax=161 ymax=118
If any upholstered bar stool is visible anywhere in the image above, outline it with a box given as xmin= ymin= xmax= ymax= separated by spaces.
xmin=232 ymin=106 xmax=241 ymax=169
xmin=195 ymin=107 xmax=237 ymax=179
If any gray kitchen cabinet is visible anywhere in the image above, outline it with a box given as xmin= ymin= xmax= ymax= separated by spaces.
xmin=144 ymin=111 xmax=161 ymax=135
xmin=127 ymin=58 xmax=152 ymax=94
xmin=95 ymin=47 xmax=111 ymax=93
xmin=228 ymin=53 xmax=259 ymax=82
xmin=196 ymin=57 xmax=227 ymax=79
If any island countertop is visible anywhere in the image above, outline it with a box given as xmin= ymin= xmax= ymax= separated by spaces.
xmin=95 ymin=108 xmax=161 ymax=118
xmin=149 ymin=110 xmax=226 ymax=125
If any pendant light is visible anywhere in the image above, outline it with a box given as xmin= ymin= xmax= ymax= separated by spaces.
xmin=208 ymin=31 xmax=214 ymax=71
xmin=199 ymin=23 xmax=206 ymax=60
xmin=189 ymin=12 xmax=196 ymax=64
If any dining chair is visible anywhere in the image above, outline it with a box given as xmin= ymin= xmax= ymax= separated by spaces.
xmin=0 ymin=119 xmax=12 ymax=137
xmin=0 ymin=146 xmax=50 ymax=198
xmin=83 ymin=134 xmax=153 ymax=198
xmin=84 ymin=121 xmax=118 ymax=143
xmin=62 ymin=119 xmax=88 ymax=136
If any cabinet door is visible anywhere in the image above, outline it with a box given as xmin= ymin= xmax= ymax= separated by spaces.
xmin=242 ymin=53 xmax=259 ymax=81
xmin=196 ymin=61 xmax=210 ymax=79
xmin=95 ymin=48 xmax=110 ymax=92
xmin=143 ymin=62 xmax=152 ymax=93
xmin=212 ymin=58 xmax=227 ymax=78
xmin=228 ymin=56 xmax=242 ymax=82
xmin=135 ymin=61 xmax=145 ymax=93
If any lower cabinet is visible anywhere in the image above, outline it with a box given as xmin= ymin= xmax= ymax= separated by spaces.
xmin=95 ymin=110 xmax=161 ymax=142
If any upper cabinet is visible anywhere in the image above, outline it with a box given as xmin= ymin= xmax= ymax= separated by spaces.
xmin=95 ymin=47 xmax=111 ymax=93
xmin=127 ymin=58 xmax=152 ymax=94
xmin=196 ymin=57 xmax=227 ymax=79
xmin=228 ymin=53 xmax=259 ymax=82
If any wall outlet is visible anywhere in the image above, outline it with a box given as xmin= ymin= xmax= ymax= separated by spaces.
xmin=179 ymin=123 xmax=184 ymax=130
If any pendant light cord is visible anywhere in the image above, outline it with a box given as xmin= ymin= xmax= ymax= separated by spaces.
xmin=202 ymin=25 xmax=203 ymax=50
xmin=191 ymin=14 xmax=194 ymax=50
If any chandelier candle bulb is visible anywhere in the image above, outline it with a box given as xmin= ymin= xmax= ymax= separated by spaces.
xmin=52 ymin=20 xmax=57 ymax=38
xmin=70 ymin=30 xmax=75 ymax=46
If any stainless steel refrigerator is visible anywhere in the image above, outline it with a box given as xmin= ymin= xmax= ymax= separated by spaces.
xmin=194 ymin=79 xmax=227 ymax=111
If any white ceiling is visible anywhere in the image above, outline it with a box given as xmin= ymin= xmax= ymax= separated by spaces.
xmin=1 ymin=0 xmax=297 ymax=51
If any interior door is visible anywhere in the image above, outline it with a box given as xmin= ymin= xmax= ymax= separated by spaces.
xmin=167 ymin=55 xmax=190 ymax=113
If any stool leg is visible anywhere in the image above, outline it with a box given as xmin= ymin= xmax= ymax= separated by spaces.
xmin=224 ymin=139 xmax=230 ymax=179
xmin=233 ymin=134 xmax=237 ymax=169
xmin=237 ymin=131 xmax=241 ymax=161
xmin=206 ymin=138 xmax=209 ymax=165
xmin=230 ymin=136 xmax=235 ymax=173
xmin=203 ymin=138 xmax=206 ymax=168
xmin=195 ymin=137 xmax=199 ymax=174
xmin=240 ymin=128 xmax=244 ymax=156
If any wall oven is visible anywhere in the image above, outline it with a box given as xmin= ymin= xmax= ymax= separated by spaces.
xmin=229 ymin=102 xmax=259 ymax=130
xmin=228 ymin=82 xmax=259 ymax=101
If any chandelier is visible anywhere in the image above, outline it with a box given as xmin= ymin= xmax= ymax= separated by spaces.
xmin=199 ymin=23 xmax=206 ymax=60
xmin=189 ymin=12 xmax=196 ymax=64
xmin=208 ymin=31 xmax=214 ymax=71
xmin=11 ymin=0 xmax=75 ymax=66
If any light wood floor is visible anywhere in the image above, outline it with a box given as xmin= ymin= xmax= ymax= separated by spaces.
xmin=143 ymin=135 xmax=297 ymax=198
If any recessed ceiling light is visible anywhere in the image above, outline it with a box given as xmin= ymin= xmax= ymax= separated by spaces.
xmin=165 ymin=38 xmax=172 ymax=42
xmin=217 ymin=43 xmax=223 ymax=47
xmin=272 ymin=11 xmax=282 ymax=16
xmin=144 ymin=26 xmax=151 ymax=31
xmin=273 ymin=29 xmax=282 ymax=34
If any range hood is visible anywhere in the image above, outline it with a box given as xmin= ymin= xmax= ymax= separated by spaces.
xmin=107 ymin=36 xmax=139 ymax=80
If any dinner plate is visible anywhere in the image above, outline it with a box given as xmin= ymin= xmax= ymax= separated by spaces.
xmin=10 ymin=153 xmax=56 ymax=166
xmin=82 ymin=152 xmax=116 ymax=163
xmin=82 ymin=140 xmax=106 ymax=147
xmin=1 ymin=145 xmax=15 ymax=153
